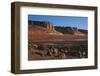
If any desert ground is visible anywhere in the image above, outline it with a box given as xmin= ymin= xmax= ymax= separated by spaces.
xmin=28 ymin=21 xmax=88 ymax=60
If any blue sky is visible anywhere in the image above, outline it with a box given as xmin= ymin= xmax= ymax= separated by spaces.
xmin=28 ymin=15 xmax=88 ymax=30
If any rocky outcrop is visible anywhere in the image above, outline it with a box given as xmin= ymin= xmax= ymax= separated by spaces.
xmin=66 ymin=27 xmax=86 ymax=35
xmin=66 ymin=27 xmax=81 ymax=34
xmin=55 ymin=26 xmax=87 ymax=35
xmin=28 ymin=20 xmax=63 ymax=35
xmin=28 ymin=20 xmax=55 ymax=31
xmin=28 ymin=20 xmax=87 ymax=36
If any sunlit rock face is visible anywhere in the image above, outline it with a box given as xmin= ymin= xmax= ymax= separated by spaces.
xmin=66 ymin=27 xmax=85 ymax=35
xmin=66 ymin=27 xmax=78 ymax=34
xmin=28 ymin=20 xmax=63 ymax=35
xmin=28 ymin=21 xmax=54 ymax=31
xmin=28 ymin=20 xmax=87 ymax=36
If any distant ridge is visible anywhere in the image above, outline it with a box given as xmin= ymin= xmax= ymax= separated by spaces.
xmin=55 ymin=26 xmax=87 ymax=35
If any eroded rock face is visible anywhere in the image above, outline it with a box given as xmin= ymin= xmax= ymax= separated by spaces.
xmin=67 ymin=27 xmax=78 ymax=34
xmin=66 ymin=27 xmax=86 ymax=35
xmin=28 ymin=21 xmax=86 ymax=36
xmin=28 ymin=20 xmax=63 ymax=35
xmin=28 ymin=21 xmax=55 ymax=31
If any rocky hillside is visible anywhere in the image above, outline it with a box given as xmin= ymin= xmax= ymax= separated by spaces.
xmin=29 ymin=20 xmax=87 ymax=35
xmin=28 ymin=20 xmax=87 ymax=41
xmin=55 ymin=26 xmax=87 ymax=35
xmin=28 ymin=20 xmax=63 ymax=35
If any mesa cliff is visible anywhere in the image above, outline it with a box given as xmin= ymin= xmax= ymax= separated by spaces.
xmin=28 ymin=20 xmax=63 ymax=35
xmin=28 ymin=20 xmax=87 ymax=41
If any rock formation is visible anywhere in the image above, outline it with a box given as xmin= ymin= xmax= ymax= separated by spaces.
xmin=28 ymin=20 xmax=55 ymax=31
xmin=28 ymin=20 xmax=87 ymax=36
xmin=66 ymin=27 xmax=80 ymax=34
xmin=28 ymin=20 xmax=63 ymax=35
xmin=55 ymin=26 xmax=87 ymax=35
